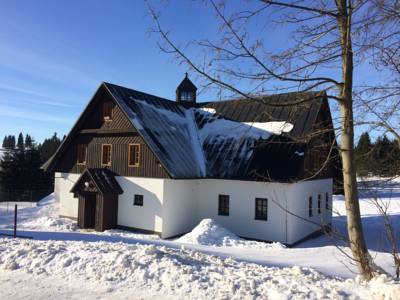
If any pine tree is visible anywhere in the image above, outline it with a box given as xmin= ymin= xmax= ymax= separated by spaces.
xmin=25 ymin=134 xmax=33 ymax=149
xmin=355 ymin=132 xmax=372 ymax=176
xmin=2 ymin=136 xmax=8 ymax=149
xmin=17 ymin=133 xmax=24 ymax=150
xmin=10 ymin=135 xmax=15 ymax=149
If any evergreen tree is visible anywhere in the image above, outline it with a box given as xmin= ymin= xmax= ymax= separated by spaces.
xmin=17 ymin=132 xmax=24 ymax=150
xmin=2 ymin=136 xmax=8 ymax=149
xmin=25 ymin=134 xmax=33 ymax=149
xmin=10 ymin=135 xmax=15 ymax=149
xmin=39 ymin=133 xmax=61 ymax=163
xmin=355 ymin=132 xmax=373 ymax=176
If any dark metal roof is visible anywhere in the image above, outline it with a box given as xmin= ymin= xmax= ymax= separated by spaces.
xmin=44 ymin=82 xmax=330 ymax=182
xmin=177 ymin=73 xmax=197 ymax=91
xmin=199 ymin=91 xmax=324 ymax=139
xmin=70 ymin=168 xmax=123 ymax=195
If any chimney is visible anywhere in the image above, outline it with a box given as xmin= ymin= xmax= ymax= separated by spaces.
xmin=176 ymin=72 xmax=197 ymax=105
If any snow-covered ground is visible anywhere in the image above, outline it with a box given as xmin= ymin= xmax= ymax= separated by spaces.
xmin=0 ymin=178 xmax=399 ymax=299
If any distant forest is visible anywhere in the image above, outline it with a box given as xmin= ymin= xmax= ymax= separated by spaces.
xmin=355 ymin=132 xmax=400 ymax=177
xmin=0 ymin=132 xmax=64 ymax=201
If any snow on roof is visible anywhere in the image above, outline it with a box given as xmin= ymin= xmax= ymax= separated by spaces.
xmin=105 ymin=82 xmax=296 ymax=179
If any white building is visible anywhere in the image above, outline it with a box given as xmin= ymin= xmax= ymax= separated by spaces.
xmin=43 ymin=75 xmax=340 ymax=245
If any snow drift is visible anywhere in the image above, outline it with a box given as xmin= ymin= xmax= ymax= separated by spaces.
xmin=176 ymin=219 xmax=285 ymax=249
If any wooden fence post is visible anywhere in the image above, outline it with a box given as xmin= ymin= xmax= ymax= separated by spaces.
xmin=13 ymin=204 xmax=17 ymax=238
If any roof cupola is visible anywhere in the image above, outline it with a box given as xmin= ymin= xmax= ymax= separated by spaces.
xmin=176 ymin=72 xmax=197 ymax=104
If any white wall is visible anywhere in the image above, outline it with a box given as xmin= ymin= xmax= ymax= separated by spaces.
xmin=162 ymin=179 xmax=197 ymax=238
xmin=116 ymin=177 xmax=164 ymax=233
xmin=286 ymin=179 xmax=333 ymax=245
xmin=55 ymin=172 xmax=80 ymax=219
xmin=55 ymin=172 xmax=332 ymax=244
xmin=194 ymin=179 xmax=290 ymax=243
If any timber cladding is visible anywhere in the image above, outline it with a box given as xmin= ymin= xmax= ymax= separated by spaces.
xmin=53 ymin=92 xmax=169 ymax=178
xmin=56 ymin=134 xmax=169 ymax=178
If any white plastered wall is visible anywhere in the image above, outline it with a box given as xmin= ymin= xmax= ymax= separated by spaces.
xmin=116 ymin=177 xmax=164 ymax=233
xmin=286 ymin=178 xmax=333 ymax=245
xmin=55 ymin=172 xmax=80 ymax=219
xmin=55 ymin=172 xmax=332 ymax=244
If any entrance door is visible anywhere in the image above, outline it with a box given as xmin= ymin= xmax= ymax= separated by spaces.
xmin=83 ymin=193 xmax=96 ymax=229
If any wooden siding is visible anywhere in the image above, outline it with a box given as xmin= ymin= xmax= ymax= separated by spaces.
xmin=298 ymin=101 xmax=338 ymax=181
xmin=54 ymin=93 xmax=169 ymax=178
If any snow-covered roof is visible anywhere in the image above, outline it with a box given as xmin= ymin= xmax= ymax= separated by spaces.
xmin=43 ymin=82 xmax=328 ymax=181
xmin=104 ymin=83 xmax=314 ymax=179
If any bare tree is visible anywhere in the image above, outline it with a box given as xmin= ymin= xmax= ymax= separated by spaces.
xmin=146 ymin=0 xmax=400 ymax=280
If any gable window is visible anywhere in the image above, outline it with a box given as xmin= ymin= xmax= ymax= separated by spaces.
xmin=218 ymin=195 xmax=229 ymax=216
xmin=308 ymin=196 xmax=313 ymax=217
xmin=128 ymin=144 xmax=140 ymax=167
xmin=325 ymin=192 xmax=329 ymax=210
xmin=181 ymin=91 xmax=193 ymax=101
xmin=101 ymin=144 xmax=112 ymax=166
xmin=103 ymin=102 xmax=113 ymax=121
xmin=255 ymin=198 xmax=268 ymax=221
xmin=77 ymin=144 xmax=87 ymax=165
xmin=133 ymin=194 xmax=143 ymax=206
xmin=318 ymin=194 xmax=322 ymax=214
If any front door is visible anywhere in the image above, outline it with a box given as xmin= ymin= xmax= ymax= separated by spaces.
xmin=78 ymin=193 xmax=97 ymax=229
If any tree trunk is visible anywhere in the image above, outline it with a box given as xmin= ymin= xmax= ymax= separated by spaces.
xmin=337 ymin=0 xmax=374 ymax=280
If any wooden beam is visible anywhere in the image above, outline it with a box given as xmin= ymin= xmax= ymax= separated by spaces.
xmin=80 ymin=128 xmax=137 ymax=134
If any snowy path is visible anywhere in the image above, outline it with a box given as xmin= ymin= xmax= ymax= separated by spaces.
xmin=0 ymin=178 xmax=399 ymax=299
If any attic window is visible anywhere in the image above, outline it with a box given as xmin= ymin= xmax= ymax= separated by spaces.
xmin=77 ymin=144 xmax=87 ymax=165
xmin=128 ymin=144 xmax=140 ymax=167
xmin=101 ymin=144 xmax=112 ymax=166
xmin=180 ymin=91 xmax=193 ymax=101
xmin=103 ymin=102 xmax=113 ymax=121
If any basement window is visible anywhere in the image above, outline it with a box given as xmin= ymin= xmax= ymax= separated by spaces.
xmin=255 ymin=198 xmax=268 ymax=221
xmin=101 ymin=144 xmax=112 ymax=166
xmin=308 ymin=196 xmax=313 ymax=217
xmin=103 ymin=102 xmax=113 ymax=121
xmin=318 ymin=194 xmax=321 ymax=214
xmin=134 ymin=194 xmax=143 ymax=206
xmin=128 ymin=144 xmax=140 ymax=167
xmin=218 ymin=195 xmax=230 ymax=216
xmin=77 ymin=144 xmax=87 ymax=165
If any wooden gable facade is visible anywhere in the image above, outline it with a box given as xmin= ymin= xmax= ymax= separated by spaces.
xmin=53 ymin=86 xmax=170 ymax=179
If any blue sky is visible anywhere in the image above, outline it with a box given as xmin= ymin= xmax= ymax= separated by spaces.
xmin=0 ymin=0 xmax=386 ymax=143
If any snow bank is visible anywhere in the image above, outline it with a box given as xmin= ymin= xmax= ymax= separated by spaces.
xmin=0 ymin=238 xmax=398 ymax=299
xmin=176 ymin=219 xmax=285 ymax=249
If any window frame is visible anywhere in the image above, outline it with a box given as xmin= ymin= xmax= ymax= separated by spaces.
xmin=77 ymin=144 xmax=87 ymax=165
xmin=318 ymin=194 xmax=322 ymax=214
xmin=308 ymin=196 xmax=313 ymax=217
xmin=101 ymin=144 xmax=112 ymax=166
xmin=255 ymin=198 xmax=268 ymax=221
xmin=103 ymin=102 xmax=113 ymax=122
xmin=218 ymin=194 xmax=230 ymax=216
xmin=133 ymin=194 xmax=144 ymax=206
xmin=128 ymin=144 xmax=140 ymax=167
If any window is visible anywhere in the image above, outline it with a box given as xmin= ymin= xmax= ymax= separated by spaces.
xmin=255 ymin=198 xmax=268 ymax=221
xmin=101 ymin=144 xmax=112 ymax=166
xmin=181 ymin=91 xmax=193 ymax=101
xmin=128 ymin=144 xmax=140 ymax=167
xmin=325 ymin=192 xmax=329 ymax=210
xmin=308 ymin=196 xmax=313 ymax=217
xmin=103 ymin=102 xmax=113 ymax=121
xmin=77 ymin=144 xmax=87 ymax=165
xmin=318 ymin=194 xmax=321 ymax=214
xmin=133 ymin=194 xmax=143 ymax=206
xmin=218 ymin=195 xmax=229 ymax=216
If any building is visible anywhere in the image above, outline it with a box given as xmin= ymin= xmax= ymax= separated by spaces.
xmin=42 ymin=74 xmax=341 ymax=245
